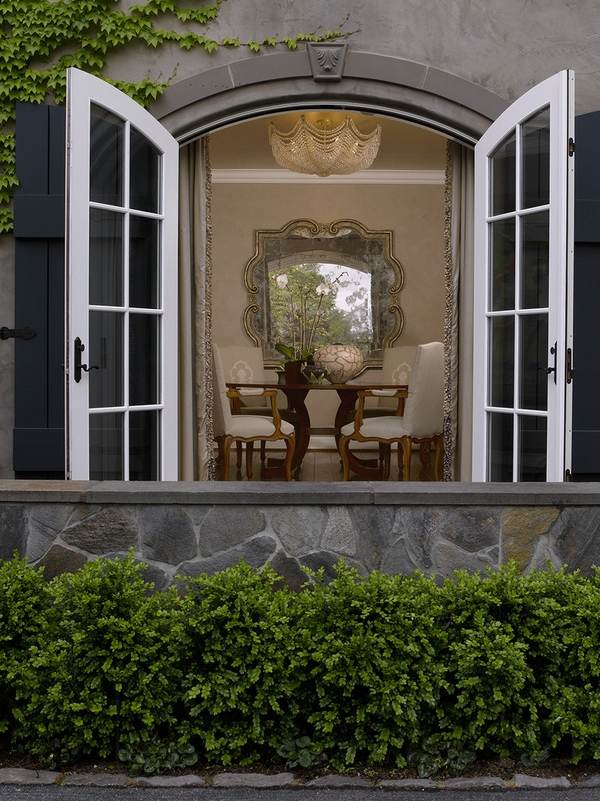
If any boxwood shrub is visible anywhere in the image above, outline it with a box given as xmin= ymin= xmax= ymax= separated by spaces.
xmin=1 ymin=555 xmax=600 ymax=775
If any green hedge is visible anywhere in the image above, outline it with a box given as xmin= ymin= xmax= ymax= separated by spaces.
xmin=1 ymin=554 xmax=600 ymax=775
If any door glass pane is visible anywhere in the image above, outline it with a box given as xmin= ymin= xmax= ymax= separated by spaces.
xmin=130 ymin=216 xmax=160 ymax=309
xmin=130 ymin=127 xmax=160 ymax=213
xmin=521 ymin=211 xmax=549 ymax=309
xmin=519 ymin=415 xmax=547 ymax=481
xmin=130 ymin=410 xmax=160 ymax=480
xmin=490 ymin=219 xmax=515 ymax=311
xmin=521 ymin=107 xmax=550 ymax=209
xmin=89 ymin=412 xmax=123 ymax=480
xmin=520 ymin=314 xmax=548 ymax=411
xmin=89 ymin=208 xmax=124 ymax=306
xmin=90 ymin=105 xmax=124 ymax=207
xmin=488 ymin=412 xmax=513 ymax=481
xmin=489 ymin=316 xmax=514 ymax=407
xmin=129 ymin=314 xmax=159 ymax=405
xmin=89 ymin=311 xmax=124 ymax=408
xmin=490 ymin=131 xmax=516 ymax=215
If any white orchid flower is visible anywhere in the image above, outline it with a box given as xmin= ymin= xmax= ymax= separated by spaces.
xmin=315 ymin=282 xmax=331 ymax=296
xmin=275 ymin=274 xmax=289 ymax=289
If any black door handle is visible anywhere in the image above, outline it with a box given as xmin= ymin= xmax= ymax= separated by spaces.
xmin=74 ymin=337 xmax=99 ymax=383
xmin=547 ymin=342 xmax=557 ymax=384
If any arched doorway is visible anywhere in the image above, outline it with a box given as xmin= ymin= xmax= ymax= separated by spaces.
xmin=159 ymin=50 xmax=495 ymax=480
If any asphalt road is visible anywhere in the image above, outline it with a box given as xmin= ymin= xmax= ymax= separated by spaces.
xmin=2 ymin=789 xmax=600 ymax=801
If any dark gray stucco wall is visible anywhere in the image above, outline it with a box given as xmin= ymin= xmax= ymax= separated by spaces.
xmin=114 ymin=0 xmax=600 ymax=115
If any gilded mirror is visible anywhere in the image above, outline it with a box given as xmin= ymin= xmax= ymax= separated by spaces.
xmin=243 ymin=219 xmax=405 ymax=370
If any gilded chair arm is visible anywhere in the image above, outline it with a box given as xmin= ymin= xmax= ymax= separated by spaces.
xmin=351 ymin=388 xmax=406 ymax=434
xmin=226 ymin=388 xmax=286 ymax=436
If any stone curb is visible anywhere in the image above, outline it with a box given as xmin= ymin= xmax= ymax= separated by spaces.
xmin=0 ymin=768 xmax=63 ymax=785
xmin=0 ymin=768 xmax=586 ymax=789
xmin=211 ymin=772 xmax=296 ymax=788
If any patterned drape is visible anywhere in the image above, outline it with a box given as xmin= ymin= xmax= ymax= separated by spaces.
xmin=443 ymin=141 xmax=474 ymax=480
xmin=178 ymin=137 xmax=215 ymax=480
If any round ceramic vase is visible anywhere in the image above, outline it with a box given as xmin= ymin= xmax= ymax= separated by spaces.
xmin=313 ymin=344 xmax=364 ymax=383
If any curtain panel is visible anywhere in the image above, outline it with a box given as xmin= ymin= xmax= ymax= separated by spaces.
xmin=178 ymin=138 xmax=215 ymax=480
xmin=443 ymin=142 xmax=474 ymax=480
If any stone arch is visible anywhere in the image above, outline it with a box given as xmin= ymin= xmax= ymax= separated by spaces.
xmin=152 ymin=49 xmax=507 ymax=144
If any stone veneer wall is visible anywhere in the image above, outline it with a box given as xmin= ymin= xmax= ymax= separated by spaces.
xmin=1 ymin=481 xmax=600 ymax=590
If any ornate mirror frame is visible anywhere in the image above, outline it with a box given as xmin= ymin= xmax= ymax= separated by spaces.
xmin=243 ymin=219 xmax=405 ymax=372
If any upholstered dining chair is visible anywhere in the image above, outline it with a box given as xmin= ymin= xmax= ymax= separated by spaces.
xmin=339 ymin=342 xmax=444 ymax=480
xmin=363 ymin=344 xmax=418 ymax=418
xmin=214 ymin=343 xmax=274 ymax=476
xmin=214 ymin=344 xmax=295 ymax=480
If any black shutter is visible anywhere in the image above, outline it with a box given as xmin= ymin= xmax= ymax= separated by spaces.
xmin=13 ymin=103 xmax=65 ymax=478
xmin=572 ymin=112 xmax=600 ymax=479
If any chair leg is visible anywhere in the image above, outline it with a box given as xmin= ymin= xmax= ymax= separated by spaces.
xmin=246 ymin=441 xmax=254 ymax=479
xmin=381 ymin=442 xmax=391 ymax=480
xmin=434 ymin=435 xmax=444 ymax=480
xmin=236 ymin=441 xmax=243 ymax=478
xmin=419 ymin=438 xmax=432 ymax=480
xmin=260 ymin=440 xmax=266 ymax=464
xmin=221 ymin=436 xmax=234 ymax=481
xmin=340 ymin=435 xmax=352 ymax=481
xmin=399 ymin=437 xmax=411 ymax=480
xmin=283 ymin=436 xmax=295 ymax=481
xmin=378 ymin=442 xmax=386 ymax=471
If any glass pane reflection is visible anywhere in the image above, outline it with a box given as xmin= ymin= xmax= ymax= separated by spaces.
xmin=129 ymin=410 xmax=160 ymax=480
xmin=520 ymin=314 xmax=548 ymax=411
xmin=521 ymin=107 xmax=550 ymax=209
xmin=130 ymin=216 xmax=160 ymax=309
xmin=129 ymin=314 xmax=159 ymax=406
xmin=519 ymin=415 xmax=547 ymax=481
xmin=489 ymin=316 xmax=514 ymax=408
xmin=90 ymin=105 xmax=124 ymax=207
xmin=130 ymin=127 xmax=160 ymax=212
xmin=89 ymin=311 xmax=124 ymax=408
xmin=89 ymin=412 xmax=123 ymax=480
xmin=491 ymin=132 xmax=516 ymax=215
xmin=521 ymin=212 xmax=549 ymax=309
xmin=89 ymin=208 xmax=124 ymax=306
xmin=490 ymin=219 xmax=515 ymax=311
xmin=488 ymin=412 xmax=513 ymax=481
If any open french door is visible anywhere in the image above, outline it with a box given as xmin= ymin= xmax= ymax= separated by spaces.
xmin=472 ymin=70 xmax=574 ymax=482
xmin=66 ymin=68 xmax=179 ymax=480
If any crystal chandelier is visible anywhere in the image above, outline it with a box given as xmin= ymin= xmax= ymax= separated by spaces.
xmin=269 ymin=115 xmax=382 ymax=177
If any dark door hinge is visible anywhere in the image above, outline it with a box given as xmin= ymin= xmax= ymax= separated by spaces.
xmin=565 ymin=468 xmax=572 ymax=482
xmin=566 ymin=347 xmax=574 ymax=384
xmin=568 ymin=137 xmax=575 ymax=156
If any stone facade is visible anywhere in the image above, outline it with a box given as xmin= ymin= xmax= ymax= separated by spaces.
xmin=1 ymin=482 xmax=600 ymax=589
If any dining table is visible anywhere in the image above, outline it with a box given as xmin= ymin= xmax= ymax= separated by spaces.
xmin=226 ymin=380 xmax=408 ymax=478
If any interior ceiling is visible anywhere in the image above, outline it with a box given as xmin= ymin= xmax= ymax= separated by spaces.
xmin=210 ymin=110 xmax=447 ymax=171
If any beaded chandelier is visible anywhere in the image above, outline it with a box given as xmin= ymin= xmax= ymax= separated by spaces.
xmin=269 ymin=115 xmax=382 ymax=177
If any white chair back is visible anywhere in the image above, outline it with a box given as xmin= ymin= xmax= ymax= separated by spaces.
xmin=402 ymin=342 xmax=444 ymax=437
xmin=379 ymin=345 xmax=417 ymax=408
xmin=213 ymin=343 xmax=234 ymax=434
xmin=214 ymin=344 xmax=267 ymax=408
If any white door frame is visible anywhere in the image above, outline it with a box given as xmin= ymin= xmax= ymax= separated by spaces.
xmin=66 ymin=67 xmax=179 ymax=480
xmin=472 ymin=70 xmax=574 ymax=481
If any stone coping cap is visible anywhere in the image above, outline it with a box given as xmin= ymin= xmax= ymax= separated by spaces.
xmin=0 ymin=480 xmax=599 ymax=506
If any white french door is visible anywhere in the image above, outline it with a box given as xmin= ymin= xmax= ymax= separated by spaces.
xmin=66 ymin=68 xmax=179 ymax=480
xmin=473 ymin=71 xmax=574 ymax=482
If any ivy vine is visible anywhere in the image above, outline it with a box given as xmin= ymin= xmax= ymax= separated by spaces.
xmin=0 ymin=0 xmax=347 ymax=232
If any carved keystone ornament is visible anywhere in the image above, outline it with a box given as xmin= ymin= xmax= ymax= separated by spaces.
xmin=307 ymin=42 xmax=348 ymax=81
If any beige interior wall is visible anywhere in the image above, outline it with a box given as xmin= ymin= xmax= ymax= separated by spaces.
xmin=212 ymin=181 xmax=445 ymax=428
